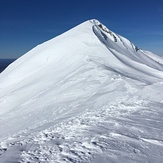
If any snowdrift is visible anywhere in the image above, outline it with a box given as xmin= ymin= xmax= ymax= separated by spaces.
xmin=0 ymin=19 xmax=163 ymax=163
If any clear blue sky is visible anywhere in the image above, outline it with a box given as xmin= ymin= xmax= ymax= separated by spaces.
xmin=0 ymin=0 xmax=163 ymax=59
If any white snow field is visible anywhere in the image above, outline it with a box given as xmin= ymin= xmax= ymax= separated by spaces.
xmin=0 ymin=19 xmax=163 ymax=163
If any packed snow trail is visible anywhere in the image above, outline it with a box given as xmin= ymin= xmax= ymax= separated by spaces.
xmin=0 ymin=19 xmax=163 ymax=162
xmin=1 ymin=83 xmax=163 ymax=163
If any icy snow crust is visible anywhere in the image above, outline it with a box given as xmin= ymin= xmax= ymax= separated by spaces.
xmin=0 ymin=19 xmax=163 ymax=162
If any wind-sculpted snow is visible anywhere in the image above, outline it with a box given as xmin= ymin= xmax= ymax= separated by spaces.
xmin=0 ymin=19 xmax=163 ymax=162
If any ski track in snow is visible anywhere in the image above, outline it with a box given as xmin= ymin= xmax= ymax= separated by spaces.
xmin=0 ymin=19 xmax=163 ymax=162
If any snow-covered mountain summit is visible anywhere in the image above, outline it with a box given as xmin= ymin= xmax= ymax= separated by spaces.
xmin=0 ymin=19 xmax=163 ymax=163
xmin=1 ymin=19 xmax=163 ymax=86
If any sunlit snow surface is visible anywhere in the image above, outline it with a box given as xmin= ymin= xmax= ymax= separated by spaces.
xmin=0 ymin=20 xmax=163 ymax=163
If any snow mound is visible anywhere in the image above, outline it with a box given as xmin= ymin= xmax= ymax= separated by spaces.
xmin=0 ymin=19 xmax=163 ymax=163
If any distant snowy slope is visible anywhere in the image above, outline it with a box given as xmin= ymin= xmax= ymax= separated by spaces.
xmin=0 ymin=19 xmax=163 ymax=163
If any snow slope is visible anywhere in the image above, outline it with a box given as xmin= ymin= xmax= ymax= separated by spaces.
xmin=0 ymin=19 xmax=163 ymax=163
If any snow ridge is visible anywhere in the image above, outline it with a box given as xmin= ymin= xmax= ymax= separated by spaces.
xmin=0 ymin=19 xmax=163 ymax=163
